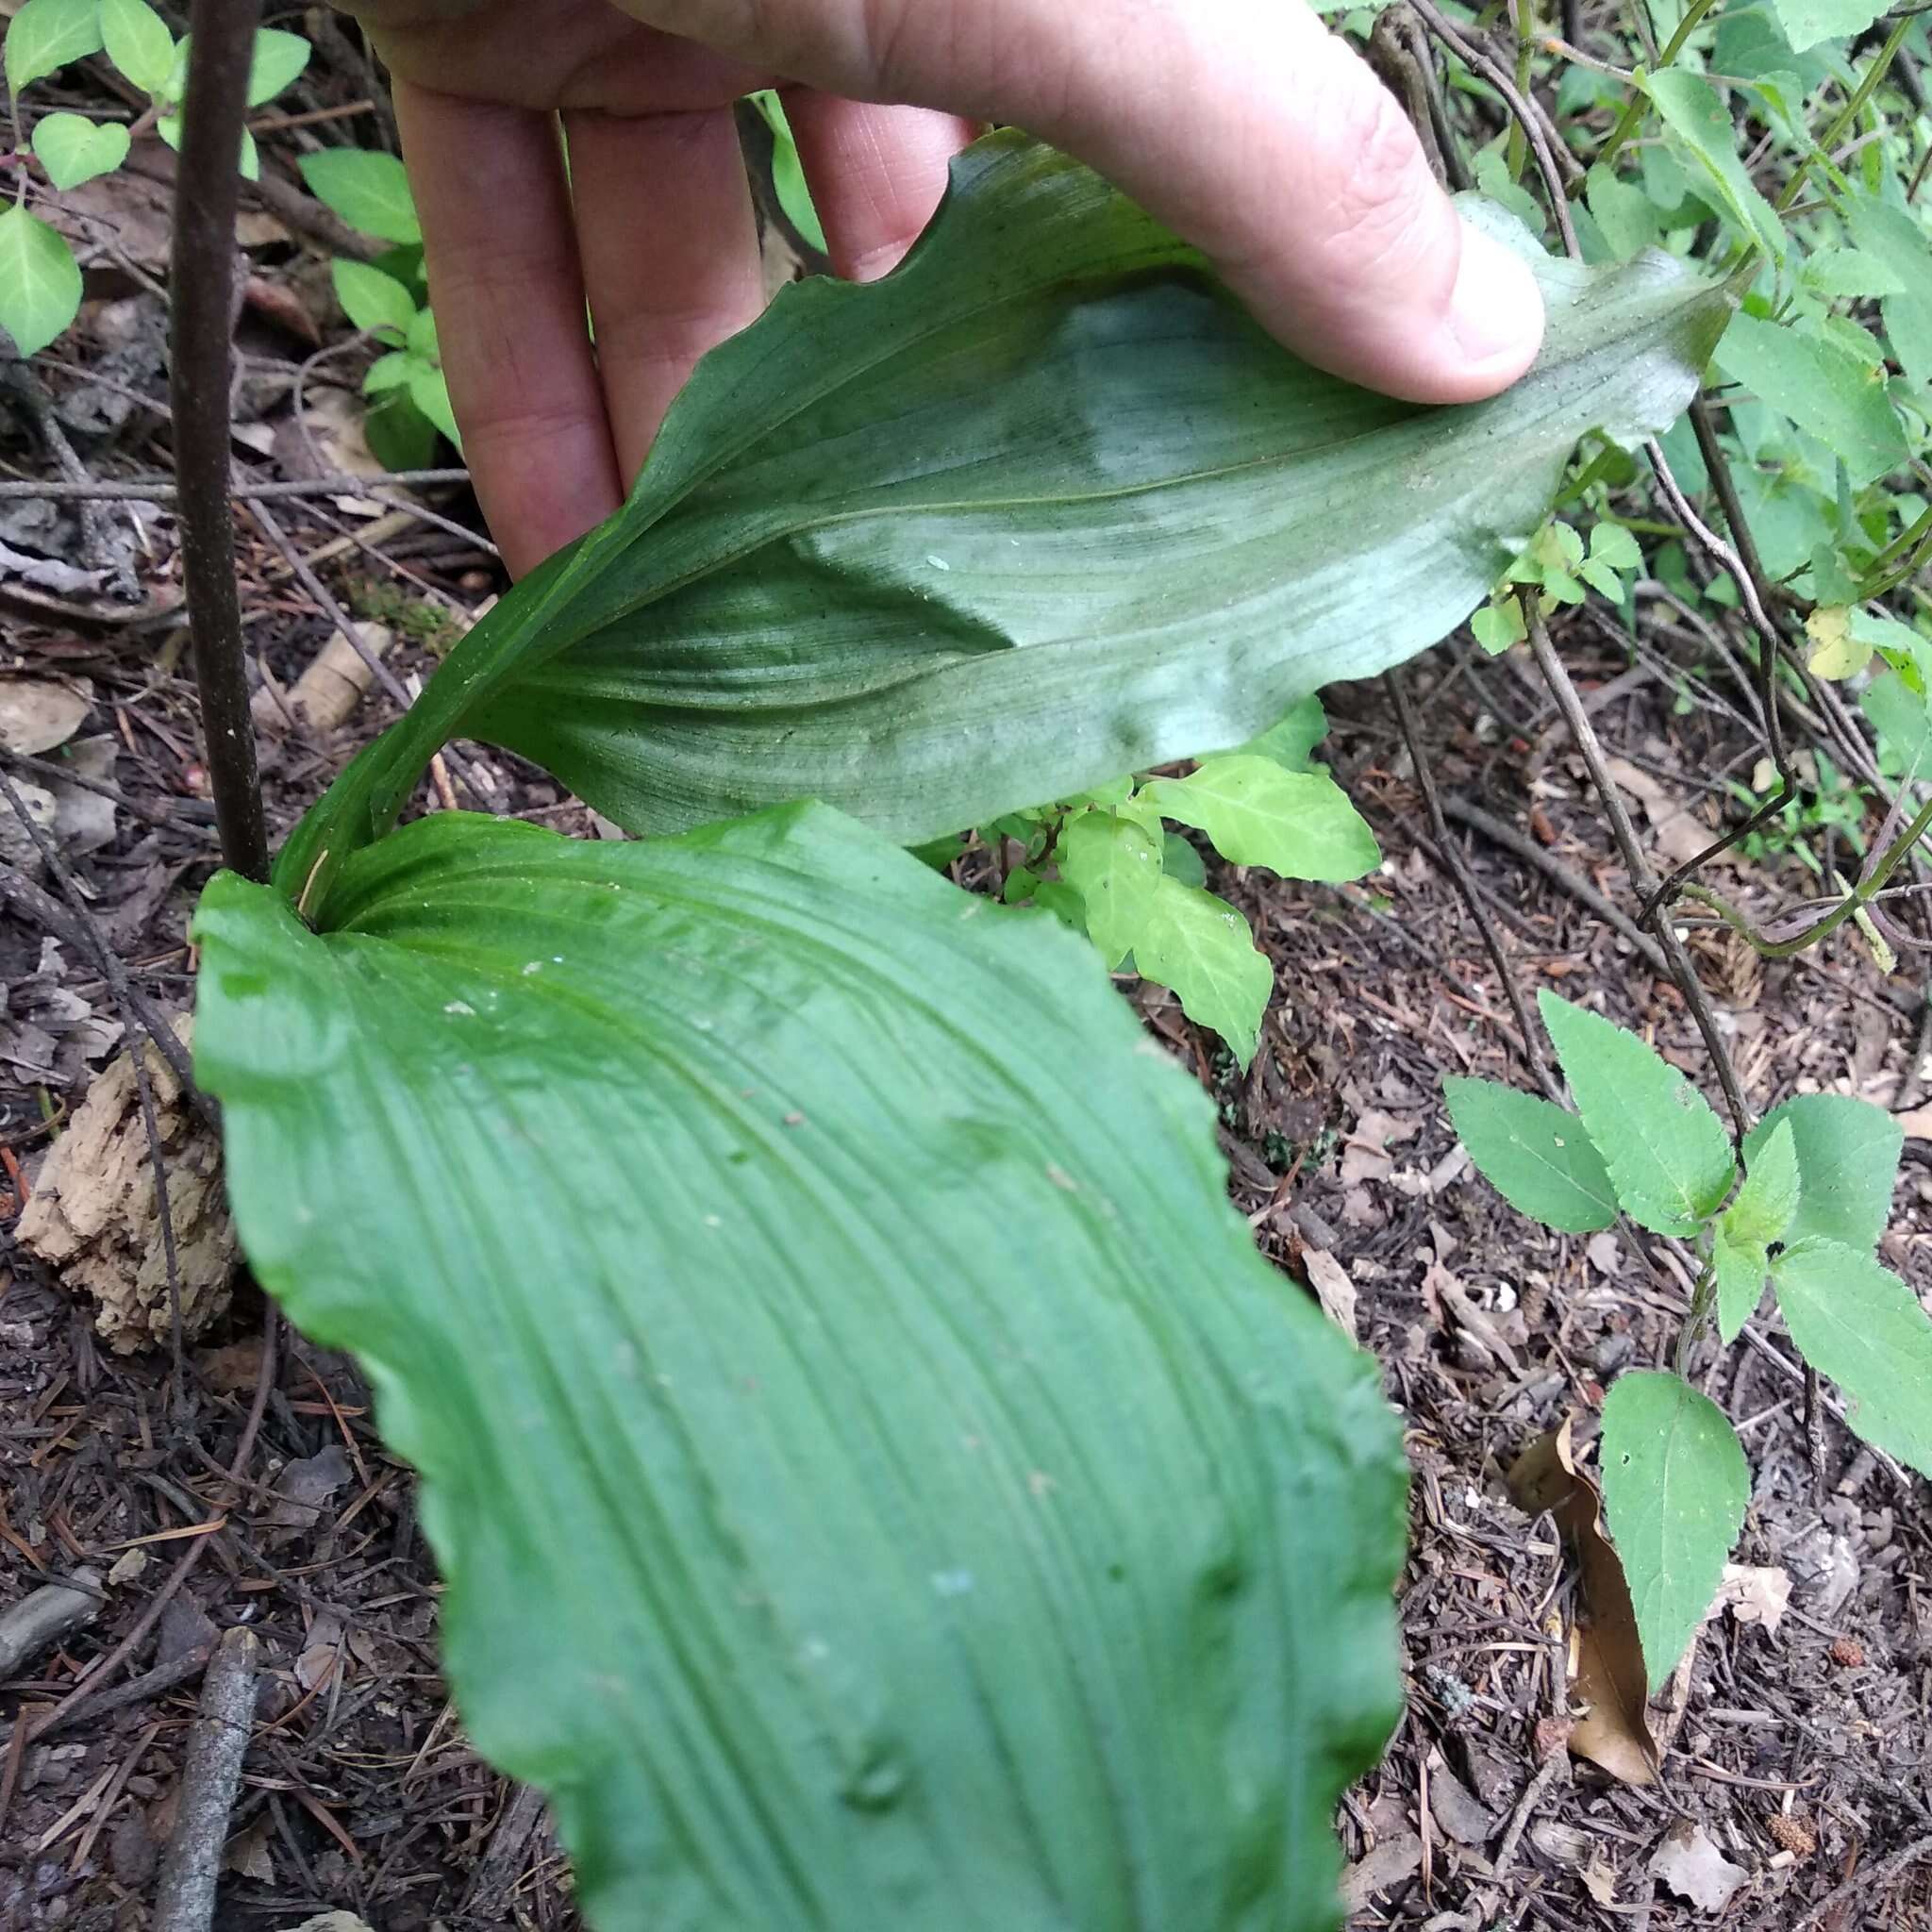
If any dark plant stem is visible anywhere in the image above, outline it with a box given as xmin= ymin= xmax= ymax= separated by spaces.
xmin=1524 ymin=607 xmax=1754 ymax=1145
xmin=170 ymin=0 xmax=270 ymax=884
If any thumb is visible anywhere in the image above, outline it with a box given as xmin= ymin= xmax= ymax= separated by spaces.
xmin=992 ymin=3 xmax=1547 ymax=404
xmin=658 ymin=0 xmax=1545 ymax=404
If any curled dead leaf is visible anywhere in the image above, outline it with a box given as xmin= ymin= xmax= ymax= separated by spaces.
xmin=1509 ymin=1418 xmax=1659 ymax=1786
xmin=0 ymin=674 xmax=92 ymax=755
xmin=1717 ymin=1563 xmax=1791 ymax=1637
xmin=1649 ymin=1818 xmax=1749 ymax=1911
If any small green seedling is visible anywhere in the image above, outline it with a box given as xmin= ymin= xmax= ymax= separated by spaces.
xmin=1450 ymin=994 xmax=1931 ymax=1690
xmin=967 ymin=698 xmax=1380 ymax=1064
xmin=1 ymin=0 xmax=307 ymax=354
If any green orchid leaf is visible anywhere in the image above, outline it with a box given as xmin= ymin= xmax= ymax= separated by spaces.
xmin=747 ymin=89 xmax=828 ymax=254
xmin=192 ymin=805 xmax=1406 ymax=1932
xmin=0 ymin=208 xmax=82 ymax=358
xmin=272 ymin=132 xmax=1731 ymax=923
xmin=1130 ymin=876 xmax=1274 ymax=1065
xmin=1058 ymin=808 xmax=1162 ymax=967
xmin=30 ymin=111 xmax=130 ymax=192
xmin=1599 ymin=1371 xmax=1749 ymax=1693
xmin=1772 ymin=1239 xmax=1932 ymax=1477
xmin=1138 ymin=757 xmax=1380 ymax=881
xmin=5 ymin=0 xmax=105 ymax=93
xmin=1743 ymin=1094 xmax=1900 ymax=1250
xmin=1538 ymin=993 xmax=1735 ymax=1235
xmin=1442 ymin=1079 xmax=1618 ymax=1232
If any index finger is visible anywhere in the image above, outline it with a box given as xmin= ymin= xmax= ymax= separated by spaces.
xmin=393 ymin=80 xmax=623 ymax=577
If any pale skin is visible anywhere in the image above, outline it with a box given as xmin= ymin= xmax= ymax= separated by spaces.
xmin=336 ymin=0 xmax=1547 ymax=577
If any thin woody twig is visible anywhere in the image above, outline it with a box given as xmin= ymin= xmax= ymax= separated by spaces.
xmin=1439 ymin=795 xmax=1673 ymax=976
xmin=0 ymin=468 xmax=470 ymax=502
xmin=248 ymin=501 xmax=497 ymax=808
xmin=1524 ymin=606 xmax=1754 ymax=1143
xmin=153 ymin=1626 xmax=258 ymax=1932
xmin=25 ymin=1308 xmax=277 ymax=1747
xmin=0 ymin=770 xmax=208 ymax=1126
xmin=1386 ymin=668 xmax=1561 ymax=1099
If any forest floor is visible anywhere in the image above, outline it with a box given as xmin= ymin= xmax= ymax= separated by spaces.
xmin=2 ymin=54 xmax=1930 ymax=1932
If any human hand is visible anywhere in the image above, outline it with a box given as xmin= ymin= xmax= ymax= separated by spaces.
xmin=341 ymin=0 xmax=1545 ymax=577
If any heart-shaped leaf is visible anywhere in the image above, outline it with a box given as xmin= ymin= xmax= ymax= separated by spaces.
xmin=30 ymin=111 xmax=131 ymax=192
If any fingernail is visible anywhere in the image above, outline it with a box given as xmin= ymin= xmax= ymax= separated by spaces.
xmin=1446 ymin=222 xmax=1545 ymax=375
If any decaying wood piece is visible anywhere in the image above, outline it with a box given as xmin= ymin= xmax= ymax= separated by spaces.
xmin=17 ymin=1016 xmax=237 ymax=1351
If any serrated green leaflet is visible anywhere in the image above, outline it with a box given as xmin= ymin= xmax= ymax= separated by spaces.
xmin=1712 ymin=1226 xmax=1770 ymax=1344
xmin=1772 ymin=1240 xmax=1932 ymax=1477
xmin=1772 ymin=0 xmax=1887 ymax=52
xmin=1744 ymin=1094 xmax=1900 ymax=1250
xmin=297 ymin=147 xmax=422 ymax=242
xmin=1131 ymin=876 xmax=1273 ymax=1066
xmin=273 ymin=133 xmax=1730 ymax=922
xmin=193 ymin=805 xmax=1405 ymax=1931
xmin=29 ymin=112 xmax=130 ymax=192
xmin=1715 ymin=310 xmax=1907 ymax=490
xmin=1599 ymin=1371 xmax=1748 ymax=1693
xmin=1644 ymin=71 xmax=1785 ymax=260
xmin=1058 ymin=809 xmax=1161 ymax=967
xmin=1442 ymin=1079 xmax=1618 ymax=1233
xmin=0 ymin=208 xmax=81 ymax=358
xmin=1138 ymin=758 xmax=1380 ymax=882
xmin=1538 ymin=994 xmax=1735 ymax=1235
xmin=1724 ymin=1117 xmax=1800 ymax=1246
xmin=4 ymin=0 xmax=104 ymax=93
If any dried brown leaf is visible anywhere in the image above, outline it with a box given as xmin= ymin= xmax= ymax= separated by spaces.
xmin=1649 ymin=1818 xmax=1749 ymax=1910
xmin=1508 ymin=1418 xmax=1658 ymax=1785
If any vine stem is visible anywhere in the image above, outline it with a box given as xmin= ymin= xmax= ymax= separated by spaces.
xmin=170 ymin=0 xmax=269 ymax=883
xmin=1592 ymin=0 xmax=1724 ymax=176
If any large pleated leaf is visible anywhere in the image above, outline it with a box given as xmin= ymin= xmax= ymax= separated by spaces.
xmin=194 ymin=806 xmax=1407 ymax=1932
xmin=275 ymin=132 xmax=1729 ymax=924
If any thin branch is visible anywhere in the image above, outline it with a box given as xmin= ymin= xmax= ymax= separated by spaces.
xmin=0 ymin=468 xmax=470 ymax=503
xmin=1386 ymin=668 xmax=1562 ymax=1099
xmin=170 ymin=0 xmax=269 ymax=882
xmin=1409 ymin=0 xmax=1583 ymax=255
xmin=248 ymin=500 xmax=498 ymax=808
xmin=153 ymin=1626 xmax=258 ymax=1932
xmin=1441 ymin=795 xmax=1674 ymax=976
xmin=0 ymin=769 xmax=207 ymax=1124
xmin=21 ymin=1307 xmax=277 ymax=1748
xmin=1524 ymin=605 xmax=1754 ymax=1142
